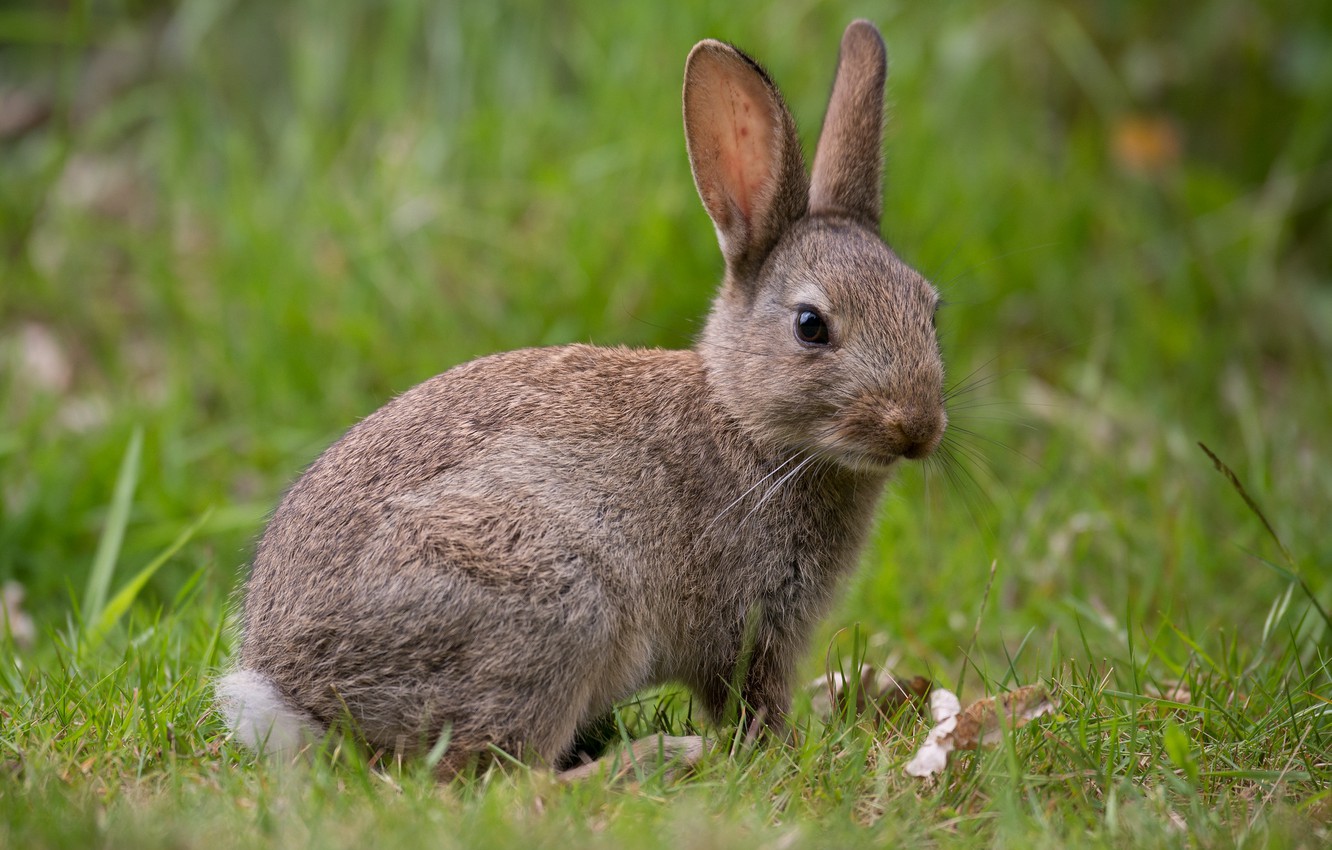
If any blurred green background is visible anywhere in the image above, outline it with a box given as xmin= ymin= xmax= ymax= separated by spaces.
xmin=1 ymin=0 xmax=1329 ymax=658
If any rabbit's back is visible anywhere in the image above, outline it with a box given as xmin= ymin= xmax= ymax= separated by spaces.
xmin=244 ymin=344 xmax=730 ymax=607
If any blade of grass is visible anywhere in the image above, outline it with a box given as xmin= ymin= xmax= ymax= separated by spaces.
xmin=83 ymin=427 xmax=143 ymax=628
xmin=957 ymin=559 xmax=998 ymax=696
xmin=87 ymin=508 xmax=213 ymax=647
xmin=1198 ymin=443 xmax=1329 ymax=634
xmin=1197 ymin=442 xmax=1291 ymax=564
xmin=1243 ymin=550 xmax=1331 ymax=636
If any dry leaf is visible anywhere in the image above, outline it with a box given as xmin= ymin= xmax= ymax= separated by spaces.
xmin=905 ymin=684 xmax=1057 ymax=778
xmin=809 ymin=663 xmax=931 ymax=721
xmin=17 ymin=323 xmax=73 ymax=393
xmin=0 ymin=87 xmax=51 ymax=140
xmin=1145 ymin=681 xmax=1191 ymax=703
xmin=1145 ymin=681 xmax=1192 ymax=710
xmin=1144 ymin=681 xmax=1232 ymax=716
xmin=903 ymin=688 xmax=963 ymax=778
xmin=2 ymin=582 xmax=36 ymax=649
xmin=1112 ymin=113 xmax=1181 ymax=175
xmin=557 ymin=735 xmax=706 ymax=784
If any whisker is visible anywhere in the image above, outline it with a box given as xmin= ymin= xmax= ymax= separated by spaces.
xmin=940 ymin=436 xmax=992 ymax=471
xmin=945 ymin=375 xmax=1007 ymax=403
xmin=944 ymin=440 xmax=1006 ymax=506
xmin=944 ymin=355 xmax=1002 ymax=400
xmin=944 ymin=370 xmax=1024 ymax=405
xmin=941 ymin=433 xmax=1007 ymax=483
xmin=739 ymin=452 xmax=819 ymax=526
xmin=946 ymin=425 xmax=1043 ymax=471
xmin=930 ymin=445 xmax=997 ymax=539
xmin=946 ymin=400 xmax=1027 ymax=414
xmin=948 ymin=415 xmax=1038 ymax=432
xmin=708 ymin=451 xmax=806 ymax=530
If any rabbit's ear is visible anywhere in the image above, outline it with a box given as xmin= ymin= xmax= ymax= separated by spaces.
xmin=684 ymin=40 xmax=807 ymax=284
xmin=809 ymin=20 xmax=887 ymax=227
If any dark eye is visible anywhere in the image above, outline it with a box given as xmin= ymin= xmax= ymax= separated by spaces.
xmin=794 ymin=307 xmax=830 ymax=346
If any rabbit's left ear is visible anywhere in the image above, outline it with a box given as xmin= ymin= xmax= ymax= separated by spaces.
xmin=810 ymin=20 xmax=887 ymax=227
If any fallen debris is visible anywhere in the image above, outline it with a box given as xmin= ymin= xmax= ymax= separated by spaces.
xmin=2 ymin=582 xmax=36 ymax=648
xmin=809 ymin=662 xmax=932 ymax=722
xmin=557 ymin=735 xmax=706 ymax=784
xmin=905 ymin=684 xmax=1057 ymax=778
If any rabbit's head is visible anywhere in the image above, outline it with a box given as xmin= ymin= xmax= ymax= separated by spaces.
xmin=685 ymin=20 xmax=945 ymax=474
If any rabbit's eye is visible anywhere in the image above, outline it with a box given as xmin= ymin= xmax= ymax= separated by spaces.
xmin=794 ymin=307 xmax=830 ymax=346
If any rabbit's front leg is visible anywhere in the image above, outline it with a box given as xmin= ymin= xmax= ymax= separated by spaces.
xmin=696 ymin=620 xmax=799 ymax=733
xmin=737 ymin=635 xmax=798 ymax=735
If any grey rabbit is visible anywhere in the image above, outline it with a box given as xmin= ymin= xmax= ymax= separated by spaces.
xmin=217 ymin=19 xmax=946 ymax=776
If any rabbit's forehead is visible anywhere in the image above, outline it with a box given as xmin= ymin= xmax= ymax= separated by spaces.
xmin=774 ymin=225 xmax=937 ymax=318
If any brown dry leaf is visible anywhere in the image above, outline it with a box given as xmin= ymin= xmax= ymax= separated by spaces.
xmin=51 ymin=154 xmax=154 ymax=224
xmin=1112 ymin=113 xmax=1182 ymax=176
xmin=1145 ymin=681 xmax=1193 ymax=715
xmin=809 ymin=663 xmax=931 ymax=721
xmin=16 ymin=323 xmax=73 ymax=393
xmin=0 ymin=87 xmax=51 ymax=139
xmin=905 ymin=684 xmax=1057 ymax=778
xmin=2 ymin=582 xmax=36 ymax=649
xmin=557 ymin=735 xmax=706 ymax=785
xmin=952 ymin=684 xmax=1058 ymax=748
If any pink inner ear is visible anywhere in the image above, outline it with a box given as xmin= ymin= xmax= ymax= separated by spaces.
xmin=717 ymin=77 xmax=774 ymax=224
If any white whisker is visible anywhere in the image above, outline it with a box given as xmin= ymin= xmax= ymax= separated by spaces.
xmin=738 ymin=452 xmax=819 ymax=526
xmin=707 ymin=452 xmax=805 ymax=531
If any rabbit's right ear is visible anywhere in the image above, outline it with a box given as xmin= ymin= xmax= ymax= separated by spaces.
xmin=684 ymin=41 xmax=808 ymax=287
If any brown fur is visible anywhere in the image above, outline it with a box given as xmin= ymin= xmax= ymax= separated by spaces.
xmin=219 ymin=20 xmax=946 ymax=773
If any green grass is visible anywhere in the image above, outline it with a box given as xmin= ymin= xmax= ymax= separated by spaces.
xmin=2 ymin=0 xmax=1330 ymax=846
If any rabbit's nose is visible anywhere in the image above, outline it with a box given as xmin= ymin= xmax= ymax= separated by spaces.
xmin=891 ymin=407 xmax=946 ymax=460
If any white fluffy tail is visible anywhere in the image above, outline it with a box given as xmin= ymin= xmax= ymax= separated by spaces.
xmin=215 ymin=669 xmax=319 ymax=756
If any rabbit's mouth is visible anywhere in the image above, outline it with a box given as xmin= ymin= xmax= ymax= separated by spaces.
xmin=851 ymin=453 xmax=903 ymax=475
xmin=812 ymin=442 xmax=904 ymax=476
xmin=819 ymin=403 xmax=946 ymax=472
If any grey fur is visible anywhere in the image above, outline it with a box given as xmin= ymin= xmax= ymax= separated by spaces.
xmin=218 ymin=19 xmax=946 ymax=775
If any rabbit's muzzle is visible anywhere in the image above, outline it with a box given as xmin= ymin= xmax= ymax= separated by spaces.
xmin=826 ymin=395 xmax=946 ymax=469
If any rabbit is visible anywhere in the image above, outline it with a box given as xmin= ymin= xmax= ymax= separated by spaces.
xmin=216 ymin=19 xmax=946 ymax=777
